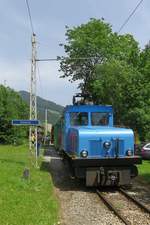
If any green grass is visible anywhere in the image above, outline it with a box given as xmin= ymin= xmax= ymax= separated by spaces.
xmin=0 ymin=144 xmax=59 ymax=225
xmin=138 ymin=160 xmax=150 ymax=184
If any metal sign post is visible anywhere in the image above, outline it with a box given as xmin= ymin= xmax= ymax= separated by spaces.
xmin=12 ymin=119 xmax=40 ymax=169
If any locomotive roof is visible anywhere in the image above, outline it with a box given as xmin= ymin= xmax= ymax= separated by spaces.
xmin=64 ymin=104 xmax=113 ymax=113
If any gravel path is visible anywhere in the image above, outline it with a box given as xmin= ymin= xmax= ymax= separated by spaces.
xmin=42 ymin=147 xmax=123 ymax=225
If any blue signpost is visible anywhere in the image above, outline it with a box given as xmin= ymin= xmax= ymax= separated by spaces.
xmin=12 ymin=120 xmax=40 ymax=126
xmin=12 ymin=119 xmax=40 ymax=168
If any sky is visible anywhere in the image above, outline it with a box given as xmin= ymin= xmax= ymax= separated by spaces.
xmin=0 ymin=0 xmax=150 ymax=106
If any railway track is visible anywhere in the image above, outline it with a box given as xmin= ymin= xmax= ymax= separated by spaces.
xmin=96 ymin=188 xmax=150 ymax=225
xmin=119 ymin=188 xmax=150 ymax=214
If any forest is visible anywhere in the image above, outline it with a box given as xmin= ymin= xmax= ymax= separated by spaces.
xmin=0 ymin=85 xmax=28 ymax=144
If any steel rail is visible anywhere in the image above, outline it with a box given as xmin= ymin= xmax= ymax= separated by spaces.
xmin=119 ymin=188 xmax=150 ymax=214
xmin=96 ymin=189 xmax=131 ymax=225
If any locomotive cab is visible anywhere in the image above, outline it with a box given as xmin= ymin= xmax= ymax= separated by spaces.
xmin=53 ymin=95 xmax=142 ymax=186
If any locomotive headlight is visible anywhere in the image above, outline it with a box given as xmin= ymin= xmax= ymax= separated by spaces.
xmin=103 ymin=141 xmax=111 ymax=149
xmin=80 ymin=150 xmax=88 ymax=158
xmin=126 ymin=149 xmax=133 ymax=156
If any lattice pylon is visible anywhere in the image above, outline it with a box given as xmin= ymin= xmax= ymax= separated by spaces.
xmin=29 ymin=33 xmax=38 ymax=167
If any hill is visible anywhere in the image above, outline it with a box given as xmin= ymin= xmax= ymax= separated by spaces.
xmin=19 ymin=91 xmax=64 ymax=125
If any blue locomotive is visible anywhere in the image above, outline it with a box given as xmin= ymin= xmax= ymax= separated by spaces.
xmin=52 ymin=94 xmax=142 ymax=186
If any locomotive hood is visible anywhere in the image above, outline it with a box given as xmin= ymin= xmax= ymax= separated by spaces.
xmin=73 ymin=126 xmax=133 ymax=137
xmin=68 ymin=126 xmax=134 ymax=158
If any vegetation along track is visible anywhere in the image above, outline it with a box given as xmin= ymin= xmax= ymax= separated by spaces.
xmin=96 ymin=188 xmax=150 ymax=225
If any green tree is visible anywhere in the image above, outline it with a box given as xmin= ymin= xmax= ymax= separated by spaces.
xmin=0 ymin=85 xmax=29 ymax=144
xmin=60 ymin=18 xmax=140 ymax=92
xmin=60 ymin=18 xmax=112 ymax=92
xmin=140 ymin=42 xmax=150 ymax=83
xmin=107 ymin=33 xmax=140 ymax=67
xmin=91 ymin=60 xmax=150 ymax=141
xmin=138 ymin=43 xmax=150 ymax=140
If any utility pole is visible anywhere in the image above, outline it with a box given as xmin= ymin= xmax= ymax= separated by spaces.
xmin=44 ymin=108 xmax=48 ymax=145
xmin=45 ymin=108 xmax=48 ymax=138
xmin=29 ymin=33 xmax=38 ymax=166
xmin=30 ymin=33 xmax=37 ymax=122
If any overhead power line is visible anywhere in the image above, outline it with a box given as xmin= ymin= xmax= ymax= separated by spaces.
xmin=25 ymin=0 xmax=35 ymax=34
xmin=118 ymin=0 xmax=144 ymax=33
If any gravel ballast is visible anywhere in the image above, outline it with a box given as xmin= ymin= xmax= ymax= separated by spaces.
xmin=43 ymin=147 xmax=123 ymax=225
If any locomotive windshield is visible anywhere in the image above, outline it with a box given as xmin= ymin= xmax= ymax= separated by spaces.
xmin=91 ymin=112 xmax=109 ymax=126
xmin=70 ymin=112 xmax=88 ymax=126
